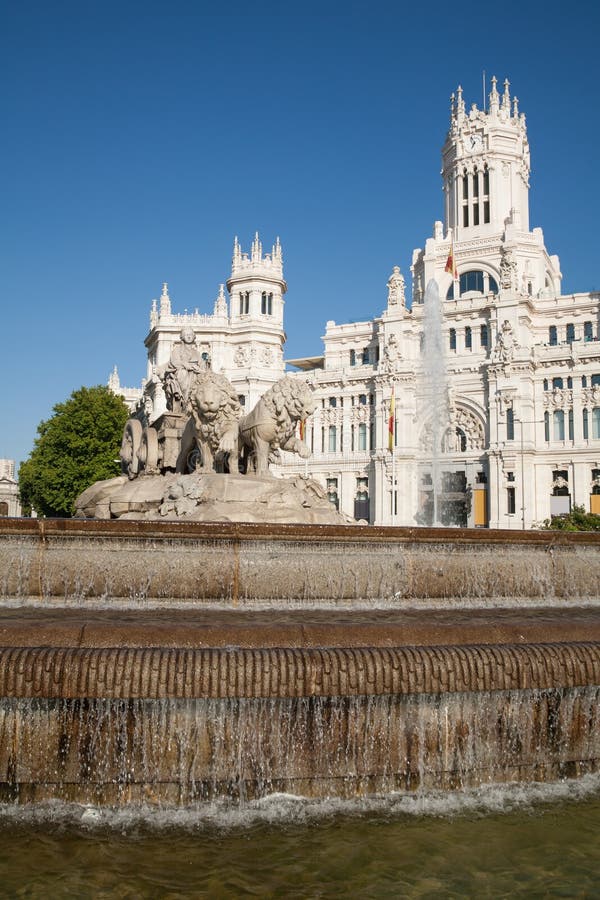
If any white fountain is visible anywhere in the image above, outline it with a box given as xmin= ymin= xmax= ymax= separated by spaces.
xmin=421 ymin=278 xmax=448 ymax=526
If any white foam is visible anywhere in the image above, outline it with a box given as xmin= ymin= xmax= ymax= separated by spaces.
xmin=1 ymin=774 xmax=598 ymax=833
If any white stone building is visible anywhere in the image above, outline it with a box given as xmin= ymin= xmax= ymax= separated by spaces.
xmin=115 ymin=77 xmax=600 ymax=528
xmin=0 ymin=460 xmax=22 ymax=517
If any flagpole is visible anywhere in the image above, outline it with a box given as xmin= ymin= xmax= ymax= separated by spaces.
xmin=392 ymin=441 xmax=396 ymax=527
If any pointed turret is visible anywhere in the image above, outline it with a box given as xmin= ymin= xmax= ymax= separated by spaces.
xmin=488 ymin=75 xmax=499 ymax=114
xmin=233 ymin=235 xmax=241 ymax=265
xmin=502 ymin=78 xmax=511 ymax=113
xmin=456 ymin=85 xmax=466 ymax=122
xmin=159 ymin=282 xmax=171 ymax=316
xmin=108 ymin=365 xmax=120 ymax=391
xmin=251 ymin=231 xmax=262 ymax=262
xmin=213 ymin=283 xmax=228 ymax=318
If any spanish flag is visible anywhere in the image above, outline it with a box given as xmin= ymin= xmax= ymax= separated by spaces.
xmin=445 ymin=241 xmax=458 ymax=278
xmin=299 ymin=419 xmax=305 ymax=441
xmin=388 ymin=387 xmax=395 ymax=451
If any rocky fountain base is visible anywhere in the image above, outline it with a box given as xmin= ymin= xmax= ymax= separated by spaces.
xmin=0 ymin=518 xmax=599 ymax=805
xmin=74 ymin=472 xmax=351 ymax=525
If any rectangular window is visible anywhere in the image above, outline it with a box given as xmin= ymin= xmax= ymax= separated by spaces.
xmin=583 ymin=408 xmax=589 ymax=440
xmin=549 ymin=325 xmax=557 ymax=346
xmin=449 ymin=328 xmax=457 ymax=350
xmin=507 ymin=487 xmax=516 ymax=515
xmin=593 ymin=408 xmax=600 ymax=440
xmin=465 ymin=326 xmax=472 ymax=350
xmin=483 ymin=200 xmax=490 ymax=224
xmin=592 ymin=375 xmax=600 ymax=387
xmin=473 ymin=204 xmax=479 ymax=226
xmin=552 ymin=377 xmax=563 ymax=389
xmin=480 ymin=324 xmax=488 ymax=347
xmin=358 ymin=423 xmax=367 ymax=451
xmin=584 ymin=321 xmax=593 ymax=342
xmin=239 ymin=292 xmax=249 ymax=315
xmin=553 ymin=409 xmax=565 ymax=441
xmin=463 ymin=206 xmax=469 ymax=227
xmin=362 ymin=348 xmax=370 ymax=365
xmin=544 ymin=411 xmax=550 ymax=442
xmin=350 ymin=349 xmax=356 ymax=366
xmin=568 ymin=408 xmax=574 ymax=441
xmin=326 ymin=478 xmax=339 ymax=511
xmin=506 ymin=408 xmax=514 ymax=441
xmin=566 ymin=322 xmax=575 ymax=343
xmin=328 ymin=425 xmax=337 ymax=452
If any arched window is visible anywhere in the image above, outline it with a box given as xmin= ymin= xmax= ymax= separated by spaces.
xmin=261 ymin=292 xmax=273 ymax=315
xmin=446 ymin=271 xmax=499 ymax=300
xmin=483 ymin=165 xmax=490 ymax=223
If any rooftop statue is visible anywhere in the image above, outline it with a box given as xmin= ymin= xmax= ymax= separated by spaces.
xmin=158 ymin=327 xmax=207 ymax=414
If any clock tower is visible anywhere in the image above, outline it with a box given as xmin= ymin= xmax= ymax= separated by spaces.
xmin=443 ymin=77 xmax=530 ymax=239
xmin=411 ymin=77 xmax=562 ymax=304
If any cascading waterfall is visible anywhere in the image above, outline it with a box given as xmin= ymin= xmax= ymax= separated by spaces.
xmin=0 ymin=518 xmax=599 ymax=807
xmin=1 ymin=688 xmax=599 ymax=805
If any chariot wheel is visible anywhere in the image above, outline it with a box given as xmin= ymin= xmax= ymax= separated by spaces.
xmin=138 ymin=426 xmax=160 ymax=473
xmin=185 ymin=447 xmax=201 ymax=473
xmin=120 ymin=419 xmax=143 ymax=478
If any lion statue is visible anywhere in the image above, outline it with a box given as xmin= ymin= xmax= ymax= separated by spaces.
xmin=238 ymin=376 xmax=316 ymax=476
xmin=179 ymin=371 xmax=242 ymax=474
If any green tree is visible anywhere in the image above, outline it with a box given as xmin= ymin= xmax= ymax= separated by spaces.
xmin=540 ymin=504 xmax=600 ymax=532
xmin=19 ymin=385 xmax=129 ymax=517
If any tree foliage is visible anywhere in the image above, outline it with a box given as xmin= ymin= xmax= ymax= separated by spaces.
xmin=19 ymin=385 xmax=129 ymax=517
xmin=540 ymin=504 xmax=600 ymax=532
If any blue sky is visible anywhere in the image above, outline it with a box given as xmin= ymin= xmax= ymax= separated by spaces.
xmin=3 ymin=0 xmax=600 ymax=467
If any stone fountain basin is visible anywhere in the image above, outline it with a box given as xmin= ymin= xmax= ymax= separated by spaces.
xmin=1 ymin=519 xmax=600 ymax=607
xmin=1 ymin=520 xmax=599 ymax=804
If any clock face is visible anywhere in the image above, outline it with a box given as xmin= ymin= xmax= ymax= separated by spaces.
xmin=466 ymin=134 xmax=483 ymax=153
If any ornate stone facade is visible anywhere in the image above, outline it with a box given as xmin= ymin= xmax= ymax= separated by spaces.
xmin=0 ymin=460 xmax=21 ymax=517
xmin=112 ymin=79 xmax=600 ymax=528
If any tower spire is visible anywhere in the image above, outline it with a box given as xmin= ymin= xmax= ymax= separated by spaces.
xmin=456 ymin=84 xmax=465 ymax=121
xmin=159 ymin=282 xmax=171 ymax=316
xmin=489 ymin=75 xmax=499 ymax=114
xmin=502 ymin=78 xmax=511 ymax=112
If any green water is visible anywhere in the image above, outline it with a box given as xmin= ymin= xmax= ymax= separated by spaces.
xmin=1 ymin=779 xmax=599 ymax=898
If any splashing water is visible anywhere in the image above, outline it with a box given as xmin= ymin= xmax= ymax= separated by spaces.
xmin=421 ymin=278 xmax=449 ymax=525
